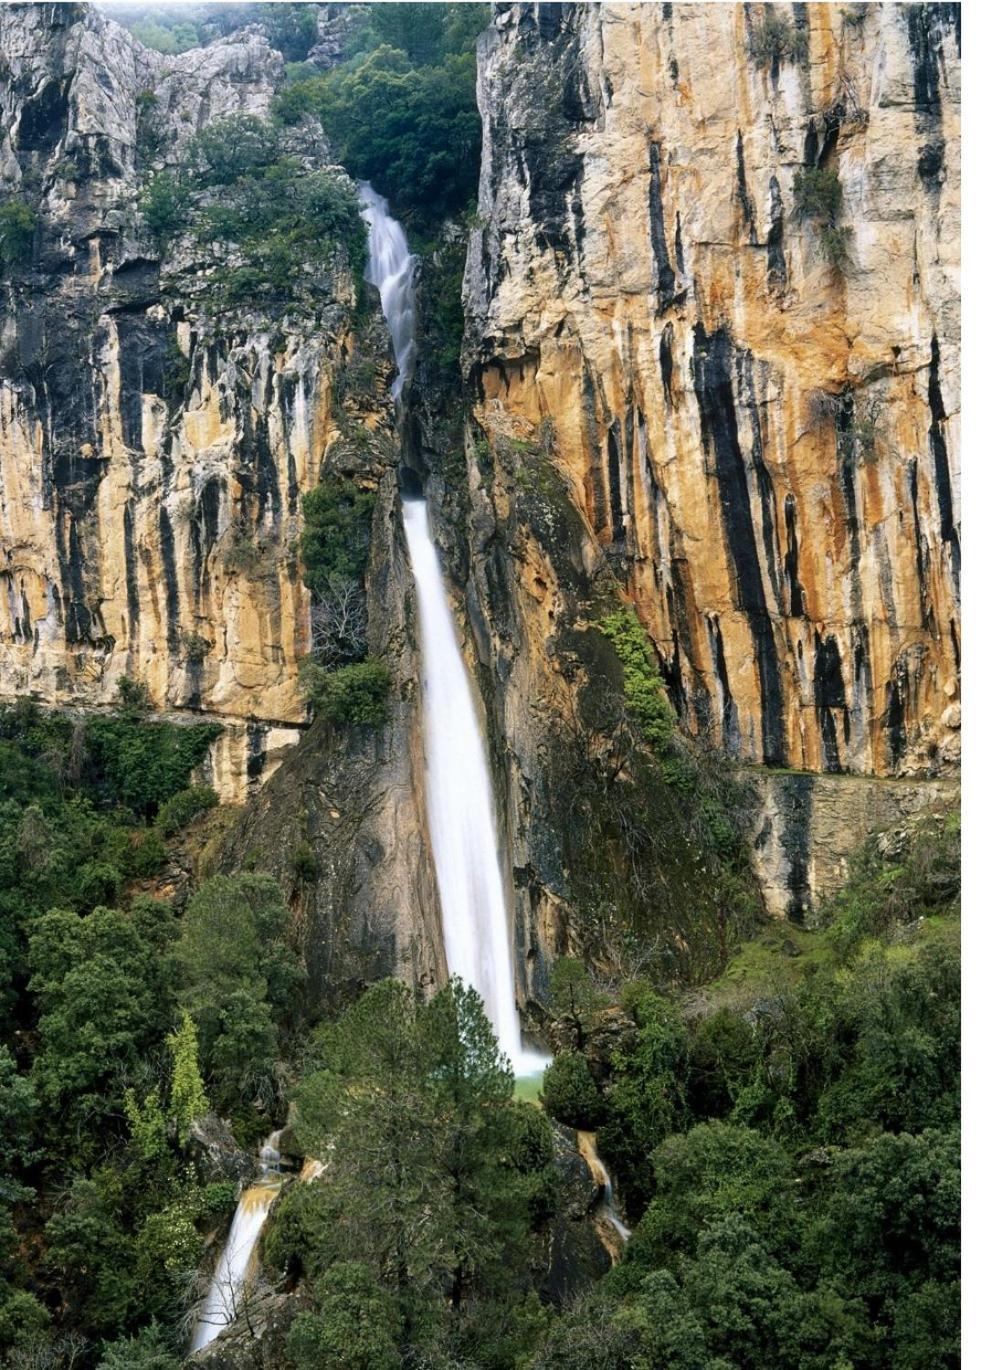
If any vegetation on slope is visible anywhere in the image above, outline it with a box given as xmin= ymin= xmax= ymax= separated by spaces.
xmin=138 ymin=112 xmax=366 ymax=307
xmin=533 ymin=814 xmax=960 ymax=1369
xmin=273 ymin=3 xmax=487 ymax=230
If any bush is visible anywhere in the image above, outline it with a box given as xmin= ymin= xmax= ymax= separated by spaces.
xmin=139 ymin=171 xmax=189 ymax=242
xmin=180 ymin=631 xmax=211 ymax=664
xmin=300 ymin=478 xmax=376 ymax=594
xmin=794 ymin=167 xmax=850 ymax=269
xmin=0 ymin=198 xmax=36 ymax=270
xmin=599 ymin=608 xmax=675 ymax=751
xmin=825 ymin=813 xmax=960 ymax=959
xmin=300 ymin=658 xmax=391 ymax=727
xmin=274 ymin=45 xmax=481 ymax=229
xmin=794 ymin=167 xmax=843 ymax=221
xmin=155 ymin=785 xmax=218 ymax=838
xmin=189 ymin=114 xmax=280 ymax=186
xmin=292 ymin=841 xmax=319 ymax=883
xmin=751 ymin=12 xmax=809 ymax=67
xmin=83 ymin=716 xmax=221 ymax=818
xmin=541 ymin=1053 xmax=605 ymax=1130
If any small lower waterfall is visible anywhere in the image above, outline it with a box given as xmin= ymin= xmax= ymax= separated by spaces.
xmin=577 ymin=1130 xmax=631 ymax=1249
xmin=360 ymin=184 xmax=544 ymax=1077
xmin=189 ymin=1132 xmax=284 ymax=1353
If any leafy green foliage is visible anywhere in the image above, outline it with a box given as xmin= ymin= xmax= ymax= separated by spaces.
xmin=300 ymin=657 xmax=391 ymax=727
xmin=275 ymin=978 xmax=552 ymax=1355
xmin=28 ymin=899 xmax=178 ymax=1149
xmin=794 ymin=166 xmax=850 ymax=269
xmin=540 ymin=1053 xmax=604 ymax=1129
xmin=750 ymin=11 xmax=810 ymax=67
xmin=300 ymin=478 xmax=376 ymax=593
xmin=96 ymin=1320 xmax=181 ymax=1369
xmin=155 ymin=784 xmax=218 ymax=838
xmin=274 ymin=4 xmax=486 ymax=229
xmin=177 ymin=874 xmax=303 ymax=1126
xmin=0 ymin=198 xmax=37 ymax=270
xmin=599 ymin=607 xmax=675 ymax=751
xmin=825 ymin=813 xmax=959 ymax=958
xmin=137 ymin=111 xmax=366 ymax=304
xmin=82 ymin=714 xmax=220 ymax=819
xmin=287 ymin=1262 xmax=402 ymax=1370
xmin=166 ymin=1011 xmax=209 ymax=1143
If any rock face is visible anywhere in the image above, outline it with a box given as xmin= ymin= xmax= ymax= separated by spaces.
xmin=0 ymin=3 xmax=379 ymax=798
xmin=749 ymin=767 xmax=958 ymax=919
xmin=465 ymin=1 xmax=960 ymax=781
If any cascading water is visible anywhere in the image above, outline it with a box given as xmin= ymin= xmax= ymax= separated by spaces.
xmin=360 ymin=184 xmax=417 ymax=398
xmin=189 ymin=1132 xmax=284 ymax=1352
xmin=578 ymin=1131 xmax=631 ymax=1248
xmin=359 ymin=184 xmax=545 ymax=1077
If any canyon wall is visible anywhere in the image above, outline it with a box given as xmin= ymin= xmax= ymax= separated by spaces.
xmin=0 ymin=3 xmax=376 ymax=796
xmin=465 ymin=1 xmax=960 ymax=781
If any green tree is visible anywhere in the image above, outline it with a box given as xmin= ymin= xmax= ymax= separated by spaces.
xmin=0 ymin=198 xmax=36 ymax=270
xmin=286 ymin=1261 xmax=401 ymax=1370
xmin=286 ymin=978 xmax=546 ymax=1346
xmin=808 ymin=1129 xmax=959 ymax=1312
xmin=124 ymin=1087 xmax=168 ymax=1162
xmin=178 ymin=874 xmax=303 ymax=1120
xmin=547 ymin=956 xmax=607 ymax=1049
xmin=0 ymin=1046 xmax=37 ymax=1192
xmin=300 ymin=478 xmax=376 ymax=593
xmin=44 ymin=1174 xmax=137 ymax=1338
xmin=541 ymin=1053 xmax=604 ymax=1130
xmin=276 ymin=46 xmax=481 ymax=227
xmin=28 ymin=899 xmax=178 ymax=1148
xmin=96 ymin=1321 xmax=181 ymax=1369
xmin=167 ymin=1011 xmax=209 ymax=1143
xmin=596 ymin=986 xmax=688 ymax=1217
xmin=620 ymin=1122 xmax=798 ymax=1283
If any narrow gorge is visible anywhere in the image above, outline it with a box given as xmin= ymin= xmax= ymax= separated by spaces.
xmin=0 ymin=5 xmax=961 ymax=1369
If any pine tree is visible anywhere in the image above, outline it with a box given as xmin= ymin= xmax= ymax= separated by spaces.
xmin=166 ymin=1011 xmax=208 ymax=1144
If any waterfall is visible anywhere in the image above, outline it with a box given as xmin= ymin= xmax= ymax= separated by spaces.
xmin=359 ymin=184 xmax=545 ymax=1077
xmin=577 ymin=1130 xmax=631 ymax=1247
xmin=360 ymin=183 xmax=417 ymax=398
xmin=189 ymin=1132 xmax=284 ymax=1353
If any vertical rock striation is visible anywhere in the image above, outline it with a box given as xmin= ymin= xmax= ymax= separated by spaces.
xmin=465 ymin=1 xmax=960 ymax=780
xmin=0 ymin=3 xmax=386 ymax=797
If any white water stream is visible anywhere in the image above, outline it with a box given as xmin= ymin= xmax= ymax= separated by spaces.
xmin=360 ymin=185 xmax=545 ymax=1077
xmin=189 ymin=1132 xmax=283 ymax=1352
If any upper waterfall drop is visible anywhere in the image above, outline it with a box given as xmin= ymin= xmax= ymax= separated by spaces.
xmin=359 ymin=183 xmax=417 ymax=398
xmin=359 ymin=184 xmax=545 ymax=1076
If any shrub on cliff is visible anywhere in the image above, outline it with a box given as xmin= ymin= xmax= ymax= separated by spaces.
xmin=300 ymin=479 xmax=375 ymax=592
xmin=274 ymin=3 xmax=486 ymax=230
xmin=155 ymin=784 xmax=218 ymax=838
xmin=138 ymin=113 xmax=366 ymax=298
xmin=793 ymin=166 xmax=850 ymax=270
xmin=300 ymin=658 xmax=391 ymax=728
xmin=0 ymin=198 xmax=36 ymax=271
xmin=750 ymin=11 xmax=809 ymax=68
xmin=599 ymin=607 xmax=675 ymax=752
xmin=139 ymin=171 xmax=189 ymax=242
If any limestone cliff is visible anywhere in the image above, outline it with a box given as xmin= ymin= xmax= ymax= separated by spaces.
xmin=465 ymin=1 xmax=960 ymax=781
xmin=0 ymin=2 xmax=383 ymax=797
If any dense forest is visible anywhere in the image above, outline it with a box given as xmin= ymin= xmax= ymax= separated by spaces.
xmin=0 ymin=692 xmax=960 ymax=1366
xmin=0 ymin=2 xmax=961 ymax=1368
